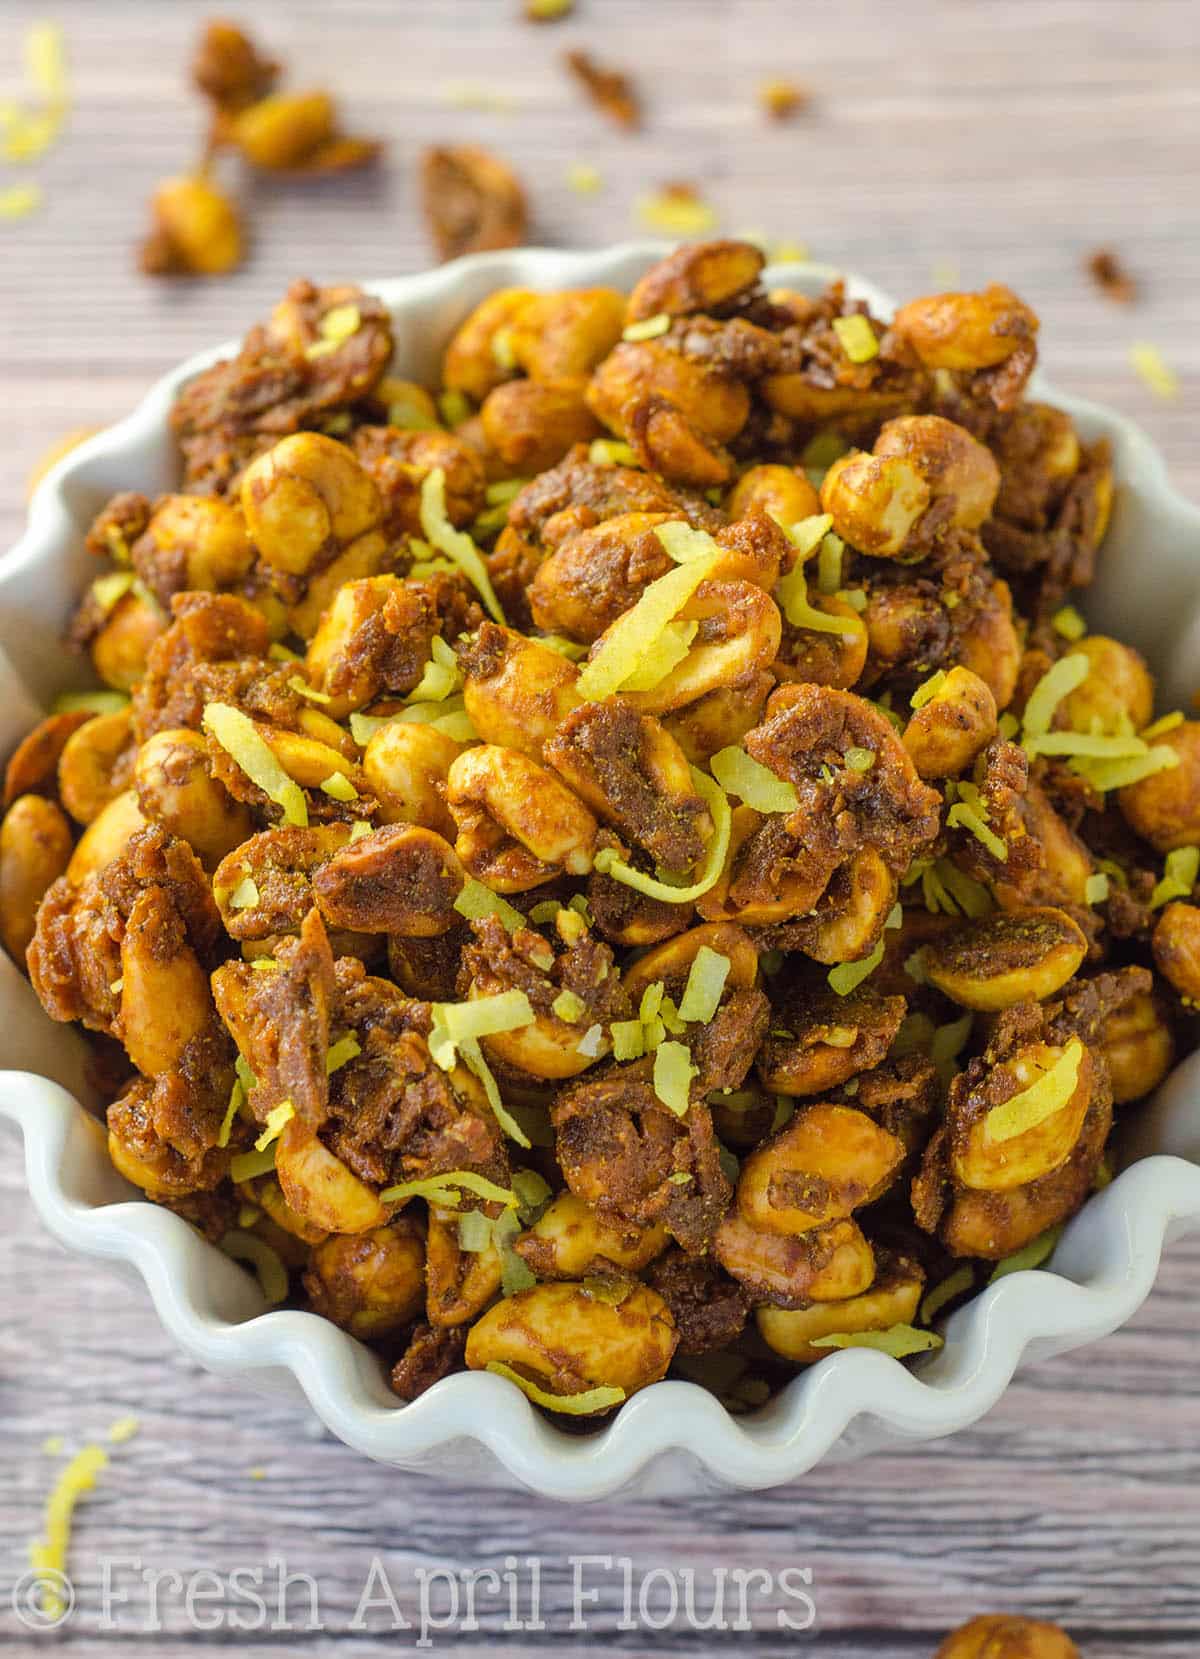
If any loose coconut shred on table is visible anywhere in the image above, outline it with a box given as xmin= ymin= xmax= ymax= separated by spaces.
xmin=6 ymin=239 xmax=1198 ymax=1426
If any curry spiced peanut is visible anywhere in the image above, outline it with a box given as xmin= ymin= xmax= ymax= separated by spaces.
xmin=5 ymin=242 xmax=1196 ymax=1420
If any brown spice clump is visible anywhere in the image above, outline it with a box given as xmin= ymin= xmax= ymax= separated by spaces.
xmin=191 ymin=20 xmax=280 ymax=115
xmin=564 ymin=49 xmax=641 ymax=130
xmin=420 ymin=144 xmax=528 ymax=262
xmin=1086 ymin=248 xmax=1137 ymax=304
xmin=758 ymin=79 xmax=809 ymax=121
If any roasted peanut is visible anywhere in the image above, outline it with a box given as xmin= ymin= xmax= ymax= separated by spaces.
xmin=1097 ymin=989 xmax=1174 ymax=1104
xmin=276 ymin=1119 xmax=393 ymax=1234
xmin=140 ymin=175 xmax=243 ymax=278
xmin=1119 ymin=722 xmax=1200 ymax=852
xmin=481 ymin=379 xmax=601 ymax=474
xmin=756 ymin=1252 xmax=925 ymax=1363
xmin=58 ymin=708 xmax=136 ymax=826
xmin=229 ymin=90 xmax=377 ymax=174
xmin=313 ymin=825 xmax=464 ymax=937
xmin=531 ymin=511 xmax=783 ymax=645
xmin=1059 ymin=634 xmax=1154 ymax=735
xmin=934 ymin=1615 xmax=1080 ymax=1659
xmin=66 ymin=790 xmax=147 ymax=883
xmin=424 ymin=1205 xmax=503 ymax=1327
xmin=892 ymin=285 xmax=1039 ymax=372
xmin=421 ymin=144 xmax=527 ymax=263
xmin=91 ymin=591 xmax=165 ymax=691
xmin=545 ymin=702 xmax=713 ymax=874
xmin=819 ymin=451 xmax=931 ymax=557
xmin=698 ymin=806 xmax=821 ymax=926
xmin=118 ymin=889 xmax=216 ymax=1076
xmin=623 ymin=921 xmax=759 ymax=1004
xmin=873 ymin=414 xmax=1001 ymax=530
xmin=507 ymin=289 xmax=627 ymax=382
xmin=241 ymin=1174 xmax=329 ymax=1248
xmin=442 ymin=288 xmax=537 ymax=402
xmin=627 ymin=240 xmax=763 ymax=323
xmin=213 ymin=824 xmax=350 ymax=939
xmin=736 ymin=1103 xmax=905 ymax=1235
xmin=923 ymin=908 xmax=1088 ymax=1012
xmin=995 ymin=781 xmax=1093 ymax=911
xmin=303 ymin=1221 xmax=426 ymax=1338
xmin=107 ymin=1081 xmax=229 ymax=1198
xmin=240 ymin=433 xmax=382 ymax=578
xmin=616 ymin=579 xmax=782 ymax=718
xmin=135 ymin=728 xmax=254 ymax=868
xmin=1153 ymin=901 xmax=1200 ymax=1001
xmin=285 ymin=532 xmax=393 ymax=642
xmin=353 ymin=425 xmax=486 ymax=540
xmin=587 ymin=342 xmax=749 ymax=488
xmin=785 ymin=847 xmax=896 ymax=966
xmin=727 ymin=464 xmax=820 ymax=528
xmin=134 ymin=495 xmax=255 ymax=601
xmin=952 ymin=577 xmax=1021 ymax=710
xmin=745 ymin=683 xmax=943 ymax=881
xmin=458 ymin=624 xmax=581 ymax=759
xmin=756 ymin=984 xmax=907 ymax=1096
xmin=446 ymin=744 xmax=599 ymax=890
xmin=515 ymin=1193 xmax=668 ymax=1279
xmin=774 ymin=596 xmax=870 ymax=692
xmin=664 ymin=678 xmax=775 ymax=763
xmin=3 ymin=711 xmax=91 ymax=807
xmin=902 ymin=665 xmax=997 ymax=778
xmin=714 ymin=1212 xmax=876 ymax=1308
xmin=0 ymin=795 xmax=74 ymax=961
xmin=951 ymin=1041 xmax=1096 ymax=1193
xmin=363 ymin=720 xmax=465 ymax=839
xmin=465 ymin=1280 xmax=677 ymax=1408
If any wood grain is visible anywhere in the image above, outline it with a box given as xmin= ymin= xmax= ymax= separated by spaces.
xmin=1 ymin=1 xmax=1199 ymax=1653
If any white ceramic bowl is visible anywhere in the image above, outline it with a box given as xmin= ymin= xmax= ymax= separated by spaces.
xmin=4 ymin=243 xmax=1200 ymax=1502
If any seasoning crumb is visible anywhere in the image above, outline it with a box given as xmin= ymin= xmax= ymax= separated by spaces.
xmin=249 ymin=1467 xmax=266 ymax=1480
xmin=108 ymin=1416 xmax=141 ymax=1444
xmin=42 ymin=1435 xmax=64 ymax=1456
xmin=758 ymin=78 xmax=809 ymax=121
xmin=564 ymin=49 xmax=640 ymax=130
xmin=1086 ymin=247 xmax=1137 ymax=304
xmin=1130 ymin=342 xmax=1180 ymax=401
xmin=635 ymin=182 xmax=717 ymax=236
xmin=565 ymin=161 xmax=603 ymax=194
xmin=439 ymin=81 xmax=517 ymax=113
xmin=524 ymin=0 xmax=574 ymax=19
xmin=420 ymin=144 xmax=528 ymax=262
xmin=0 ymin=182 xmax=43 ymax=221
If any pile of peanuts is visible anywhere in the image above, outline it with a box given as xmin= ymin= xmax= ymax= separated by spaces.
xmin=3 ymin=240 xmax=1196 ymax=1416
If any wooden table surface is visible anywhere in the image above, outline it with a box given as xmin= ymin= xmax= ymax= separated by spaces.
xmin=2 ymin=2 xmax=1198 ymax=1653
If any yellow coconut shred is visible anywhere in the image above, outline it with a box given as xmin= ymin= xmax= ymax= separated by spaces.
xmin=29 ymin=1443 xmax=108 ymax=1616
